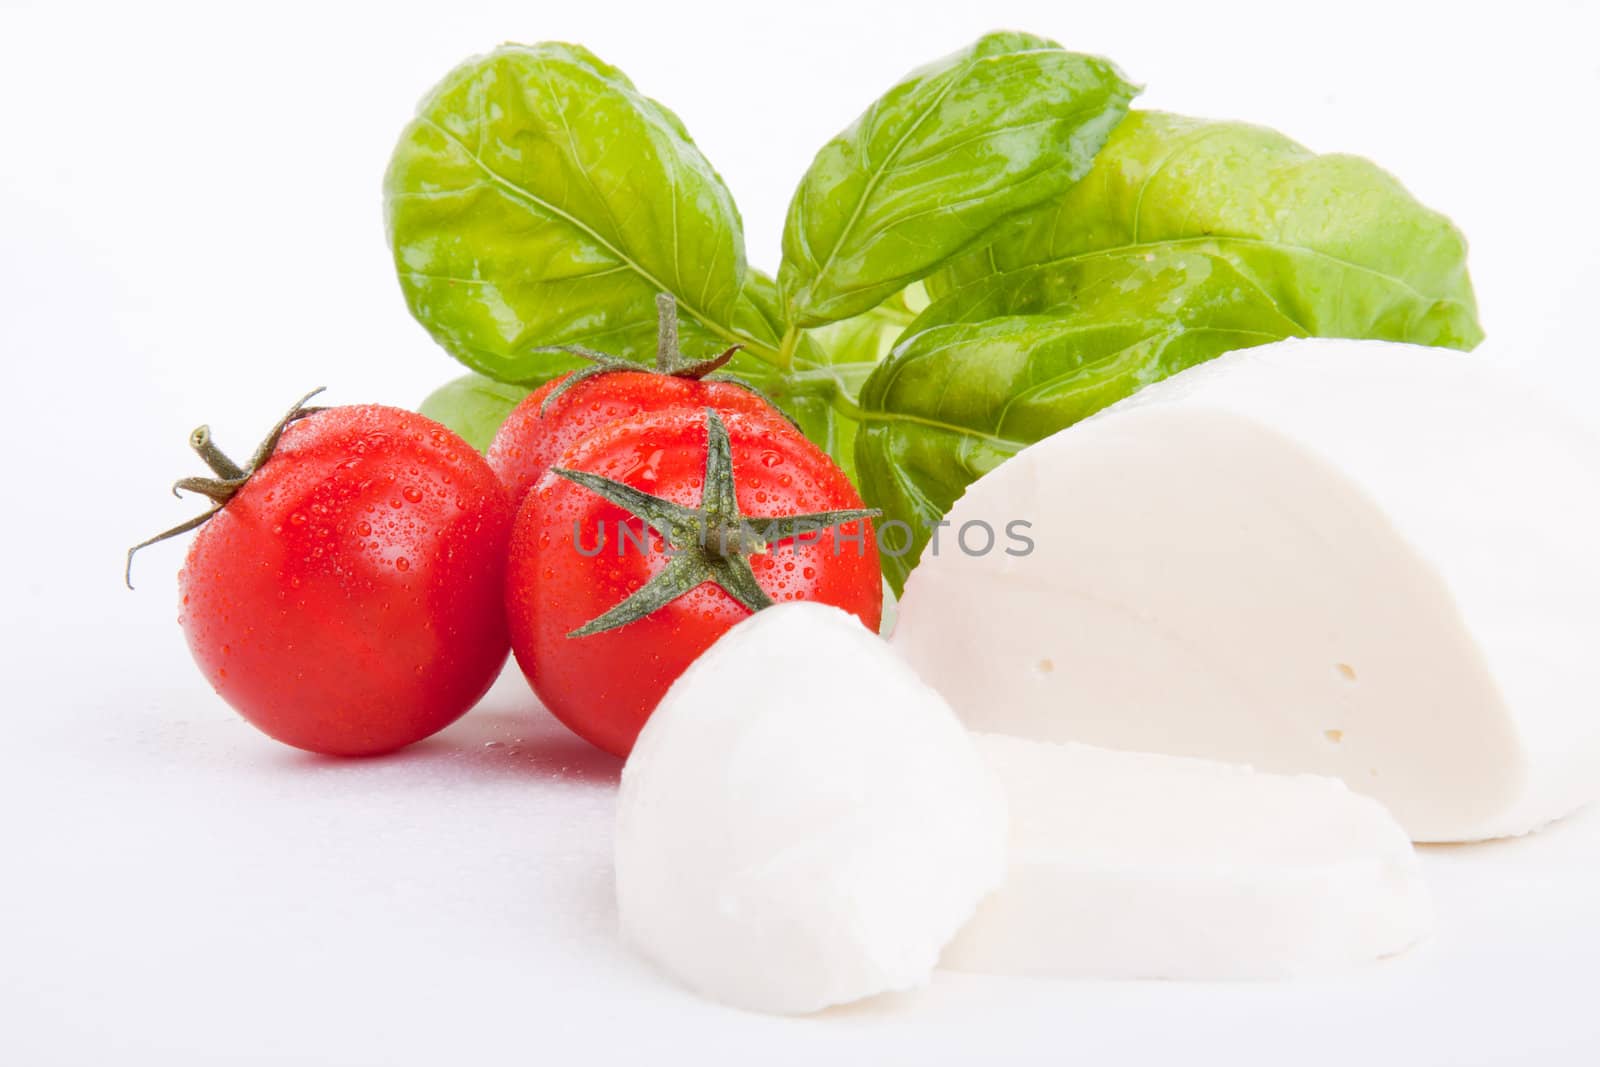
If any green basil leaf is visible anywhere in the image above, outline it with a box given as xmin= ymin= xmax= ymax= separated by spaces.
xmin=857 ymin=250 xmax=1309 ymax=592
xmin=418 ymin=372 xmax=540 ymax=453
xmin=862 ymin=110 xmax=1488 ymax=591
xmin=776 ymin=32 xmax=1137 ymax=329
xmin=932 ymin=110 xmax=1483 ymax=348
xmin=385 ymin=43 xmax=750 ymax=382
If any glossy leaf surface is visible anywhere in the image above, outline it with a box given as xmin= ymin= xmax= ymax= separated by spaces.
xmin=860 ymin=251 xmax=1310 ymax=590
xmin=933 ymin=110 xmax=1482 ymax=348
xmin=777 ymin=33 xmax=1137 ymax=328
xmin=385 ymin=43 xmax=748 ymax=381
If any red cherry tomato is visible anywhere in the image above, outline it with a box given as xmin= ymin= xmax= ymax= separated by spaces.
xmin=488 ymin=370 xmax=772 ymax=508
xmin=505 ymin=407 xmax=882 ymax=758
xmin=176 ymin=405 xmax=513 ymax=755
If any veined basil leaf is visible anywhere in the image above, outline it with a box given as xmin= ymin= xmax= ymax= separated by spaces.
xmin=776 ymin=32 xmax=1137 ymax=330
xmin=932 ymin=110 xmax=1483 ymax=348
xmin=857 ymin=250 xmax=1307 ymax=592
xmin=385 ymin=43 xmax=749 ymax=382
xmin=418 ymin=372 xmax=545 ymax=452
xmin=861 ymin=110 xmax=1488 ymax=591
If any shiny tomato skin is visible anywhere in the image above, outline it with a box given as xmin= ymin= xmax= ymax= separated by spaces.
xmin=505 ymin=408 xmax=882 ymax=758
xmin=178 ymin=406 xmax=513 ymax=756
xmin=487 ymin=371 xmax=775 ymax=508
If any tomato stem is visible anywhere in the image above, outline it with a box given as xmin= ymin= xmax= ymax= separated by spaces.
xmin=534 ymin=297 xmax=752 ymax=415
xmin=125 ymin=388 xmax=329 ymax=590
xmin=189 ymin=426 xmax=246 ymax=480
xmin=656 ymin=292 xmax=679 ymax=373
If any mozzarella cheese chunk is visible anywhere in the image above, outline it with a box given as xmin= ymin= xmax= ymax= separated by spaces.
xmin=893 ymin=339 xmax=1600 ymax=842
xmin=942 ymin=734 xmax=1430 ymax=979
xmin=615 ymin=603 xmax=1007 ymax=1015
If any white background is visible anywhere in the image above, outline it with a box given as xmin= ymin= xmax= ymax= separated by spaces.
xmin=3 ymin=1 xmax=1599 ymax=1063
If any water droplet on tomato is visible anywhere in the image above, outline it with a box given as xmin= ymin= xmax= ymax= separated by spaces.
xmin=289 ymin=512 xmax=307 ymax=525
xmin=396 ymin=557 xmax=410 ymax=571
xmin=760 ymin=451 xmax=782 ymax=468
xmin=357 ymin=521 xmax=372 ymax=537
xmin=402 ymin=486 xmax=423 ymax=504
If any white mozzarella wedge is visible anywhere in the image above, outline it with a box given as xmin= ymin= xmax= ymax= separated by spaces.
xmin=942 ymin=734 xmax=1431 ymax=980
xmin=893 ymin=339 xmax=1600 ymax=841
xmin=615 ymin=603 xmax=1007 ymax=1015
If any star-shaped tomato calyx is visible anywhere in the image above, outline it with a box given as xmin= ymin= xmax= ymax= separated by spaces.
xmin=550 ymin=408 xmax=878 ymax=638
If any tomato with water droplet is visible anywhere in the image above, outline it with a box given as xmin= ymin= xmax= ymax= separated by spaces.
xmin=505 ymin=407 xmax=881 ymax=758
xmin=488 ymin=370 xmax=772 ymax=509
xmin=152 ymin=404 xmax=514 ymax=756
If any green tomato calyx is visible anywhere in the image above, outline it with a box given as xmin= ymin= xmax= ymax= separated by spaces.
xmin=124 ymin=388 xmax=328 ymax=590
xmin=551 ymin=408 xmax=877 ymax=638
xmin=533 ymin=294 xmax=744 ymax=416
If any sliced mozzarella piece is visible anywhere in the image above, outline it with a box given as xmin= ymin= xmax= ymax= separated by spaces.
xmin=893 ymin=338 xmax=1600 ymax=842
xmin=615 ymin=602 xmax=1006 ymax=1015
xmin=942 ymin=734 xmax=1430 ymax=980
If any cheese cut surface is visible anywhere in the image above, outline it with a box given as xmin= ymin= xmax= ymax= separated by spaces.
xmin=942 ymin=734 xmax=1431 ymax=979
xmin=615 ymin=603 xmax=1006 ymax=1016
xmin=892 ymin=339 xmax=1600 ymax=842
